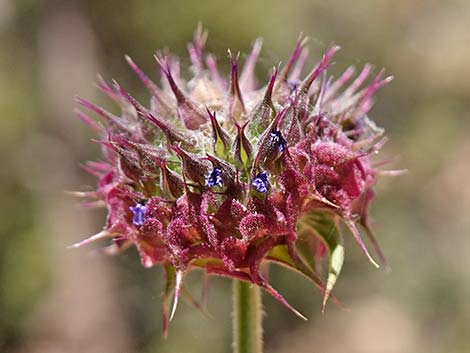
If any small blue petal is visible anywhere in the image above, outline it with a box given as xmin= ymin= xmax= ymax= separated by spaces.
xmin=252 ymin=171 xmax=269 ymax=193
xmin=130 ymin=203 xmax=147 ymax=226
xmin=205 ymin=167 xmax=223 ymax=188
xmin=270 ymin=131 xmax=287 ymax=153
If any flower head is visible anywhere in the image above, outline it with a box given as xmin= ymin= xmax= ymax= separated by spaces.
xmin=72 ymin=26 xmax=394 ymax=333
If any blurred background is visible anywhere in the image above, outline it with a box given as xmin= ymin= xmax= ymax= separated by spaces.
xmin=0 ymin=0 xmax=469 ymax=352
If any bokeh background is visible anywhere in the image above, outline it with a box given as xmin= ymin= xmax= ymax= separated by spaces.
xmin=1 ymin=0 xmax=469 ymax=352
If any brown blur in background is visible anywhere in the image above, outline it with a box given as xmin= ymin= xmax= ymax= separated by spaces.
xmin=0 ymin=0 xmax=469 ymax=352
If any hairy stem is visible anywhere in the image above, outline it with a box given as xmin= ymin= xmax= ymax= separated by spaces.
xmin=232 ymin=280 xmax=263 ymax=353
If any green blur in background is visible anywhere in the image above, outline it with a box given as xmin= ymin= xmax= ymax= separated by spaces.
xmin=0 ymin=0 xmax=469 ymax=352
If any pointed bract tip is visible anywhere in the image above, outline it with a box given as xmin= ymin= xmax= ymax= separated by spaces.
xmin=170 ymin=271 xmax=184 ymax=321
xmin=67 ymin=230 xmax=110 ymax=249
xmin=262 ymin=282 xmax=308 ymax=320
xmin=124 ymin=54 xmax=133 ymax=65
xmin=74 ymin=110 xmax=102 ymax=132
xmin=253 ymin=37 xmax=263 ymax=50
xmin=346 ymin=220 xmax=380 ymax=268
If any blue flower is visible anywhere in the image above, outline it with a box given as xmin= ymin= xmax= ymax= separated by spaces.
xmin=269 ymin=131 xmax=287 ymax=153
xmin=130 ymin=203 xmax=147 ymax=226
xmin=205 ymin=167 xmax=223 ymax=188
xmin=252 ymin=171 xmax=269 ymax=193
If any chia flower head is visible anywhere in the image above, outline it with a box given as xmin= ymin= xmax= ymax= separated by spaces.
xmin=72 ymin=26 xmax=395 ymax=333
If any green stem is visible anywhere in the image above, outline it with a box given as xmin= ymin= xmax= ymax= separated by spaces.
xmin=232 ymin=280 xmax=263 ymax=353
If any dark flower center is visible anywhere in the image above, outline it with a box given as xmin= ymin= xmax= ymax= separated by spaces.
xmin=252 ymin=171 xmax=269 ymax=193
xmin=130 ymin=203 xmax=147 ymax=226
xmin=205 ymin=167 xmax=223 ymax=187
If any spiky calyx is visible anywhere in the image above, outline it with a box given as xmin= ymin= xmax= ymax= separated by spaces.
xmin=73 ymin=26 xmax=394 ymax=333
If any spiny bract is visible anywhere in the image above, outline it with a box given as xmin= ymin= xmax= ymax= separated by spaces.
xmin=72 ymin=26 xmax=394 ymax=334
